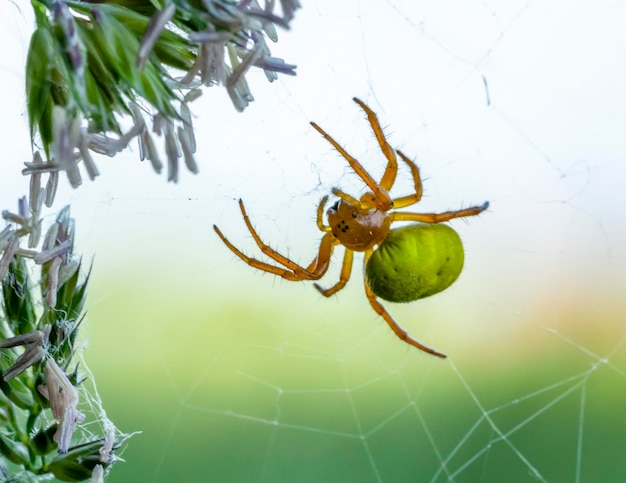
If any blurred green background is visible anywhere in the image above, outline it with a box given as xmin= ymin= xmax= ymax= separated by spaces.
xmin=83 ymin=226 xmax=625 ymax=482
xmin=2 ymin=0 xmax=626 ymax=481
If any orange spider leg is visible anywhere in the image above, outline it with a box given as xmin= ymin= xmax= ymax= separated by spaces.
xmin=213 ymin=225 xmax=304 ymax=280
xmin=362 ymin=252 xmax=447 ymax=358
xmin=213 ymin=200 xmax=338 ymax=281
xmin=214 ymin=225 xmax=337 ymax=281
xmin=390 ymin=201 xmax=489 ymax=224
xmin=314 ymin=249 xmax=354 ymax=297
xmin=352 ymin=97 xmax=398 ymax=191
xmin=310 ymin=121 xmax=393 ymax=211
xmin=306 ymin=196 xmax=333 ymax=274
xmin=237 ymin=199 xmax=320 ymax=274
xmin=316 ymin=195 xmax=332 ymax=232
xmin=391 ymin=150 xmax=424 ymax=209
xmin=331 ymin=188 xmax=361 ymax=207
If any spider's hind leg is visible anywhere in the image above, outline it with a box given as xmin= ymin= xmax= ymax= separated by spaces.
xmin=362 ymin=251 xmax=447 ymax=358
xmin=390 ymin=201 xmax=490 ymax=224
xmin=390 ymin=150 xmax=424 ymax=209
xmin=314 ymin=249 xmax=354 ymax=297
xmin=363 ymin=281 xmax=447 ymax=358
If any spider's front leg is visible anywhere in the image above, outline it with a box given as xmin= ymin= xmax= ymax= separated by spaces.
xmin=352 ymin=97 xmax=398 ymax=191
xmin=213 ymin=199 xmax=338 ymax=281
xmin=309 ymin=120 xmax=393 ymax=211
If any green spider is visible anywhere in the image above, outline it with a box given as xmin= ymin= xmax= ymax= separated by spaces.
xmin=214 ymin=98 xmax=489 ymax=358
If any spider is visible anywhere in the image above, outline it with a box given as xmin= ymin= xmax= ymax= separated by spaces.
xmin=213 ymin=98 xmax=489 ymax=358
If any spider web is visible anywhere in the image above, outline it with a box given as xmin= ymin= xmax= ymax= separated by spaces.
xmin=2 ymin=0 xmax=626 ymax=482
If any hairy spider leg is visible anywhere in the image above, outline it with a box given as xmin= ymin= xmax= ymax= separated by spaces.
xmin=390 ymin=150 xmax=425 ymax=209
xmin=352 ymin=97 xmax=398 ymax=191
xmin=309 ymin=121 xmax=393 ymax=211
xmin=213 ymin=199 xmax=338 ymax=281
xmin=314 ymin=248 xmax=354 ymax=297
xmin=316 ymin=195 xmax=332 ymax=232
xmin=362 ymin=251 xmax=448 ymax=358
xmin=390 ymin=201 xmax=490 ymax=224
xmin=329 ymin=188 xmax=360 ymax=207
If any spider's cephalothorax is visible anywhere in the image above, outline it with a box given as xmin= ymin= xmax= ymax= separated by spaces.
xmin=214 ymin=97 xmax=489 ymax=358
xmin=325 ymin=195 xmax=391 ymax=251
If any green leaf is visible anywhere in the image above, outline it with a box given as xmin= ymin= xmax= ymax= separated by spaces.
xmin=89 ymin=7 xmax=180 ymax=118
xmin=0 ymin=433 xmax=30 ymax=466
xmin=49 ymin=434 xmax=132 ymax=482
xmin=0 ymin=375 xmax=36 ymax=411
xmin=25 ymin=27 xmax=59 ymax=155
xmin=29 ymin=424 xmax=58 ymax=456
xmin=1 ymin=258 xmax=37 ymax=336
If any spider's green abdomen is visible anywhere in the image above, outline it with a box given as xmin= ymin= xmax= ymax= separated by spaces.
xmin=366 ymin=223 xmax=464 ymax=303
